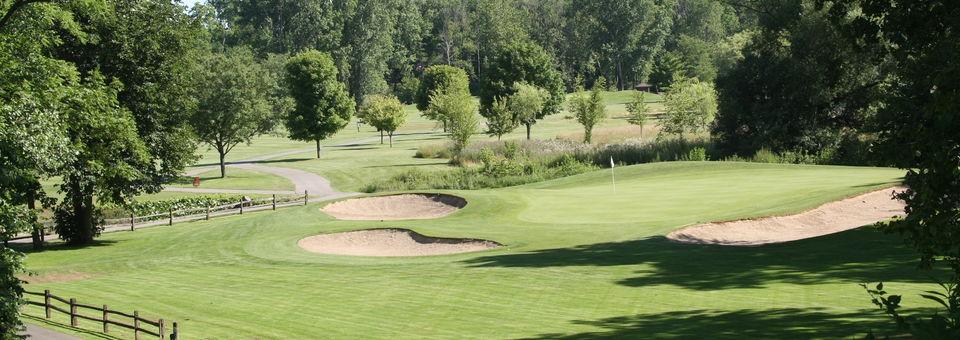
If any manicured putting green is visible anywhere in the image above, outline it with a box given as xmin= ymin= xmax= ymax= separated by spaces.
xmin=20 ymin=162 xmax=938 ymax=339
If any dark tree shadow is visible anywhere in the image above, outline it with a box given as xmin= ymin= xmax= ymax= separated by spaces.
xmin=10 ymin=239 xmax=118 ymax=254
xmin=467 ymin=229 xmax=938 ymax=290
xmin=520 ymin=308 xmax=905 ymax=339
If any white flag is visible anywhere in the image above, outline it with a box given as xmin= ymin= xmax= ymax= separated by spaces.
xmin=610 ymin=156 xmax=615 ymax=168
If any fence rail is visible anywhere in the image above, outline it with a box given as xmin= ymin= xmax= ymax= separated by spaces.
xmin=9 ymin=191 xmax=310 ymax=242
xmin=23 ymin=290 xmax=177 ymax=339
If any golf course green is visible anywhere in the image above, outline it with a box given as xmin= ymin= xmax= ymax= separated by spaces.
xmin=18 ymin=161 xmax=936 ymax=339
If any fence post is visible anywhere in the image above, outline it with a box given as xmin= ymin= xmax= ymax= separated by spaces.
xmin=130 ymin=213 xmax=135 ymax=231
xmin=206 ymin=205 xmax=210 ymax=220
xmin=69 ymin=298 xmax=77 ymax=327
xmin=172 ymin=322 xmax=179 ymax=340
xmin=168 ymin=208 xmax=173 ymax=226
xmin=272 ymin=194 xmax=276 ymax=210
xmin=134 ymin=310 xmax=141 ymax=340
xmin=304 ymin=190 xmax=309 ymax=205
xmin=159 ymin=319 xmax=166 ymax=340
xmin=103 ymin=304 xmax=109 ymax=333
xmin=44 ymin=290 xmax=51 ymax=318
xmin=239 ymin=199 xmax=244 ymax=215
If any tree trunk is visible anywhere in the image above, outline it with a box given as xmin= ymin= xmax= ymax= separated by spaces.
xmin=617 ymin=57 xmax=624 ymax=91
xmin=219 ymin=150 xmax=226 ymax=178
xmin=525 ymin=123 xmax=532 ymax=140
xmin=316 ymin=139 xmax=321 ymax=158
xmin=71 ymin=182 xmax=95 ymax=245
xmin=28 ymin=190 xmax=41 ymax=250
xmin=388 ymin=131 xmax=393 ymax=147
xmin=442 ymin=120 xmax=447 ymax=133
xmin=584 ymin=127 xmax=592 ymax=144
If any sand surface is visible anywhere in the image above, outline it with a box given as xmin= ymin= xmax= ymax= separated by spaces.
xmin=320 ymin=194 xmax=466 ymax=220
xmin=666 ymin=187 xmax=906 ymax=246
xmin=298 ymin=228 xmax=500 ymax=256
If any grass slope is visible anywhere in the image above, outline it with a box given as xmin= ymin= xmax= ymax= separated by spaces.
xmin=168 ymin=168 xmax=295 ymax=191
xmin=19 ymin=162 xmax=938 ymax=339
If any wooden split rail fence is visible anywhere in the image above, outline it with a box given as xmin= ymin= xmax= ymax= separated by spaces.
xmin=9 ymin=191 xmax=310 ymax=242
xmin=23 ymin=290 xmax=178 ymax=339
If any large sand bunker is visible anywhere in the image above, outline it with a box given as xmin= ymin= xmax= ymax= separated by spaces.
xmin=298 ymin=228 xmax=501 ymax=257
xmin=667 ymin=187 xmax=906 ymax=246
xmin=320 ymin=193 xmax=467 ymax=220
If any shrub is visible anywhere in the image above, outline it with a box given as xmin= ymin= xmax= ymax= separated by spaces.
xmin=683 ymin=147 xmax=708 ymax=161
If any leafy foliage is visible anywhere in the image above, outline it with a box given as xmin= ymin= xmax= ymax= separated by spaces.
xmin=192 ymin=47 xmax=279 ymax=177
xmin=55 ymin=73 xmax=152 ymax=244
xmin=508 ymin=82 xmax=549 ymax=140
xmin=429 ymin=89 xmax=478 ymax=159
xmin=284 ymin=50 xmax=355 ymax=158
xmin=479 ymin=40 xmax=564 ymax=128
xmin=484 ymin=96 xmax=517 ymax=140
xmin=415 ymin=64 xmax=470 ymax=112
xmin=661 ymin=78 xmax=716 ymax=138
xmin=359 ymin=94 xmax=407 ymax=147
xmin=625 ymin=91 xmax=650 ymax=139
xmin=569 ymin=78 xmax=608 ymax=143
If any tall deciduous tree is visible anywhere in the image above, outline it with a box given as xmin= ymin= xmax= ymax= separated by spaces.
xmin=416 ymin=64 xmax=470 ymax=130
xmin=826 ymin=1 xmax=960 ymax=335
xmin=55 ymin=73 xmax=152 ymax=244
xmin=507 ymin=82 xmax=548 ymax=140
xmin=360 ymin=94 xmax=407 ymax=147
xmin=55 ymin=0 xmax=207 ymax=193
xmin=429 ymin=89 xmax=477 ymax=159
xmin=626 ymin=91 xmax=651 ymax=140
xmin=192 ymin=48 xmax=278 ymax=178
xmin=479 ymin=40 xmax=564 ymax=137
xmin=285 ymin=50 xmax=355 ymax=158
xmin=569 ymin=77 xmax=607 ymax=143
xmin=661 ymin=77 xmax=716 ymax=139
xmin=484 ymin=96 xmax=516 ymax=140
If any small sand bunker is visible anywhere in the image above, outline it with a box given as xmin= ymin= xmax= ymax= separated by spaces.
xmin=320 ymin=193 xmax=466 ymax=220
xmin=667 ymin=187 xmax=906 ymax=246
xmin=298 ymin=228 xmax=500 ymax=257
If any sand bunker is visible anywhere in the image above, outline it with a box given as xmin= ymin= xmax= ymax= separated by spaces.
xmin=320 ymin=193 xmax=466 ymax=220
xmin=298 ymin=228 xmax=501 ymax=257
xmin=667 ymin=187 xmax=906 ymax=246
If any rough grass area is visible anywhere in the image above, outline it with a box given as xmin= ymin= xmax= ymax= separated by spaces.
xmin=19 ymin=162 xmax=940 ymax=339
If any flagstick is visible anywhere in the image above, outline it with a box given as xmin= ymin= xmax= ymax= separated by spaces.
xmin=610 ymin=156 xmax=616 ymax=194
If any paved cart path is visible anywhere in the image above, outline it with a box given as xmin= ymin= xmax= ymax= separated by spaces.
xmin=164 ymin=136 xmax=385 ymax=198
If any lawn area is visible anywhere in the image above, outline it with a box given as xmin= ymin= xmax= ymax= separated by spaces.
xmin=18 ymin=162 xmax=938 ymax=339
xmin=169 ymin=168 xmax=295 ymax=191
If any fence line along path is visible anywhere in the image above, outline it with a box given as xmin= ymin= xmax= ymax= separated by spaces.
xmin=23 ymin=290 xmax=178 ymax=340
xmin=10 ymin=190 xmax=345 ymax=243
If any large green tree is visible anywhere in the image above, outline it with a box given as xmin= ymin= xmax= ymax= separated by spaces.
xmin=712 ymin=1 xmax=883 ymax=157
xmin=284 ymin=50 xmax=355 ymax=158
xmin=416 ymin=64 xmax=470 ymax=131
xmin=55 ymin=0 xmax=207 ymax=190
xmin=825 ymin=1 xmax=960 ymax=335
xmin=54 ymin=73 xmax=152 ymax=245
xmin=508 ymin=82 xmax=549 ymax=140
xmin=192 ymin=48 xmax=280 ymax=178
xmin=479 ymin=40 xmax=564 ymax=137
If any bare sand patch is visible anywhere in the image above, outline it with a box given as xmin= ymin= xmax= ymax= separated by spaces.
xmin=320 ymin=193 xmax=466 ymax=220
xmin=667 ymin=187 xmax=906 ymax=246
xmin=298 ymin=228 xmax=500 ymax=257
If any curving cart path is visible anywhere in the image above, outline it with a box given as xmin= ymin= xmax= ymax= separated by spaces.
xmin=162 ymin=137 xmax=385 ymax=199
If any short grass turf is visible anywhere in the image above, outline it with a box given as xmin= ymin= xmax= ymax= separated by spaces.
xmin=168 ymin=168 xmax=295 ymax=191
xmin=19 ymin=162 xmax=941 ymax=339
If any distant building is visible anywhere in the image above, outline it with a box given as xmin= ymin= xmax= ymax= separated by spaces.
xmin=635 ymin=83 xmax=655 ymax=93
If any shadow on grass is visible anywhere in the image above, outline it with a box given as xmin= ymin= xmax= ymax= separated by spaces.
xmin=22 ymin=315 xmax=122 ymax=339
xmin=467 ymin=229 xmax=935 ymax=289
xmin=520 ymin=308 xmax=902 ymax=339
xmin=11 ymin=240 xmax=119 ymax=255
xmin=191 ymin=157 xmax=314 ymax=167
